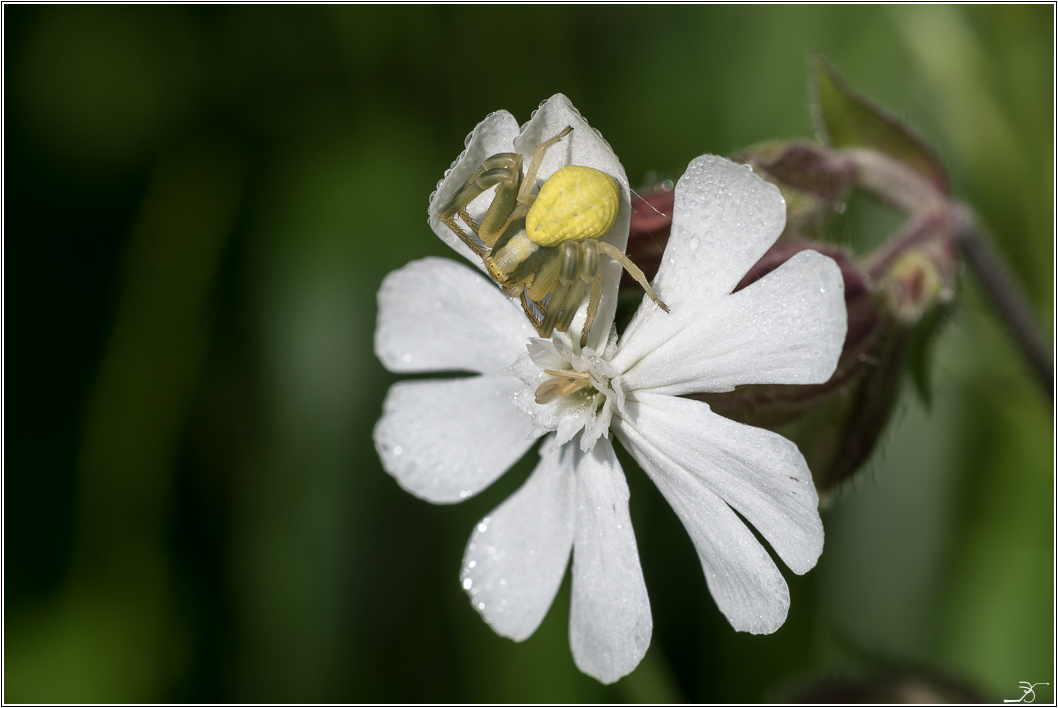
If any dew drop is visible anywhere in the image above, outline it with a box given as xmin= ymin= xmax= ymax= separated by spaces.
xmin=477 ymin=523 xmax=488 ymax=533
xmin=393 ymin=446 xmax=402 ymax=456
xmin=403 ymin=353 xmax=412 ymax=362
xmin=689 ymin=238 xmax=699 ymax=251
xmin=463 ymin=578 xmax=473 ymax=590
xmin=468 ymin=560 xmax=476 ymax=569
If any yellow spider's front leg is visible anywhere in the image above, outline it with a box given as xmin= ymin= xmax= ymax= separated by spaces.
xmin=516 ymin=126 xmax=573 ymax=208
xmin=438 ymin=153 xmax=523 ymax=257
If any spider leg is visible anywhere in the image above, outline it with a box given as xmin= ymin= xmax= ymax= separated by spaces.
xmin=517 ymin=126 xmax=574 ymax=206
xmin=581 ymin=268 xmax=604 ymax=348
xmin=520 ymin=290 xmax=543 ymax=330
xmin=539 ymin=242 xmax=579 ymax=337
xmin=458 ymin=208 xmax=480 ymax=235
xmin=555 ymin=240 xmax=597 ymax=335
xmin=596 ymin=240 xmax=670 ymax=312
xmin=526 ymin=246 xmax=563 ymax=302
xmin=438 ymin=154 xmax=522 ymax=256
xmin=493 ymin=203 xmax=531 ymax=241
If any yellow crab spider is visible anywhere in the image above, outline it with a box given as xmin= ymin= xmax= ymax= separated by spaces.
xmin=439 ymin=126 xmax=669 ymax=346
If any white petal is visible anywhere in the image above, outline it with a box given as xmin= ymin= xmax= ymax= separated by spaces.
xmin=568 ymin=440 xmax=652 ymax=684
xmin=460 ymin=438 xmax=575 ymax=641
xmin=647 ymin=154 xmax=787 ymax=305
xmin=429 ymin=110 xmax=522 ymax=267
xmin=525 ymin=337 xmax=568 ymax=371
xmin=374 ymin=375 xmax=535 ymax=503
xmin=614 ymin=394 xmax=806 ymax=634
xmin=376 ymin=257 xmax=535 ymax=375
xmin=513 ymin=94 xmax=627 ymax=203
xmin=614 ymin=250 xmax=847 ymax=396
xmin=616 ymin=393 xmax=822 ymax=574
xmin=514 ymin=94 xmax=631 ymax=350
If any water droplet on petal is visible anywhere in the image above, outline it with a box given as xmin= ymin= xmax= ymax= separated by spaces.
xmin=463 ymin=578 xmax=473 ymax=590
xmin=689 ymin=238 xmax=699 ymax=251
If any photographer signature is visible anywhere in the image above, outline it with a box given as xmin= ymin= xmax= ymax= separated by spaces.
xmin=1004 ymin=682 xmax=1050 ymax=703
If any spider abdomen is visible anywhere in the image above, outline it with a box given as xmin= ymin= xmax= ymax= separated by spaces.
xmin=526 ymin=166 xmax=619 ymax=247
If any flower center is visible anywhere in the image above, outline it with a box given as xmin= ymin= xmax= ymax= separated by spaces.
xmin=508 ymin=332 xmax=626 ymax=452
xmin=534 ymin=369 xmax=597 ymax=404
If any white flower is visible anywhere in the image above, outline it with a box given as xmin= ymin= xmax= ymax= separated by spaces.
xmin=375 ymin=101 xmax=848 ymax=684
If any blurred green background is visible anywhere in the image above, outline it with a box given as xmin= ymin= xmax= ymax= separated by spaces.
xmin=4 ymin=5 xmax=1053 ymax=703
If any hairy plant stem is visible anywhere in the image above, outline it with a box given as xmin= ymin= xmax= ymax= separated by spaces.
xmin=953 ymin=205 xmax=1053 ymax=401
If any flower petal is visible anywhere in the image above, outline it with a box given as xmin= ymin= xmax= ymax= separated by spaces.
xmin=615 ymin=393 xmax=823 ymax=576
xmin=614 ymin=249 xmax=846 ymax=396
xmin=460 ymin=438 xmax=575 ymax=641
xmin=429 ymin=110 xmax=522 ymax=267
xmin=648 ymin=154 xmax=787 ymax=304
xmin=514 ymin=94 xmax=631 ymax=350
xmin=568 ymin=440 xmax=652 ymax=684
xmin=614 ymin=395 xmax=802 ymax=634
xmin=376 ymin=257 xmax=536 ymax=375
xmin=374 ymin=375 xmax=536 ymax=503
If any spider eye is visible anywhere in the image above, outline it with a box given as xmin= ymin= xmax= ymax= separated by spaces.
xmin=526 ymin=166 xmax=619 ymax=246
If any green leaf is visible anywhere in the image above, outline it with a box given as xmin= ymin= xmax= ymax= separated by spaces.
xmin=809 ymin=54 xmax=948 ymax=194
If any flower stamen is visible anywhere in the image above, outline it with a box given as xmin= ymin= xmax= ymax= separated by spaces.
xmin=535 ymin=369 xmax=596 ymax=404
